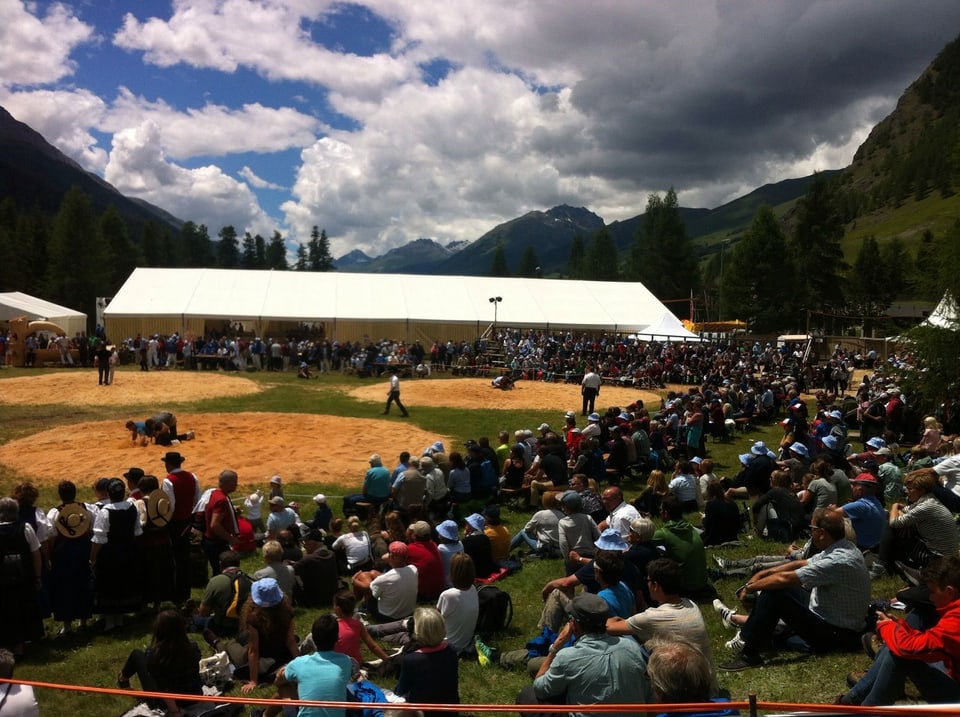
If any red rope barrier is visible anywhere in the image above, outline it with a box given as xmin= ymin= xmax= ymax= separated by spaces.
xmin=5 ymin=677 xmax=960 ymax=714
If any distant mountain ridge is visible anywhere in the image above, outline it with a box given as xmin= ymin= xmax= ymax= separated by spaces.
xmin=0 ymin=106 xmax=183 ymax=240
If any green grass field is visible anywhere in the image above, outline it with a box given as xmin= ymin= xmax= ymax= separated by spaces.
xmin=0 ymin=366 xmax=906 ymax=715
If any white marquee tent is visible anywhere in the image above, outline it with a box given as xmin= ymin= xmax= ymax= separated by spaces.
xmin=103 ymin=267 xmax=701 ymax=343
xmin=0 ymin=291 xmax=87 ymax=336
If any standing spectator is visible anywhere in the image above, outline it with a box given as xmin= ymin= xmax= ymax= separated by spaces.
xmin=202 ymin=470 xmax=240 ymax=576
xmin=134 ymin=476 xmax=176 ymax=611
xmin=160 ymin=451 xmax=200 ymax=603
xmin=95 ymin=342 xmax=111 ymax=385
xmin=580 ymin=365 xmax=601 ymax=416
xmin=90 ymin=479 xmax=143 ymax=631
xmin=47 ymin=481 xmax=96 ymax=635
xmin=0 ymin=497 xmax=44 ymax=654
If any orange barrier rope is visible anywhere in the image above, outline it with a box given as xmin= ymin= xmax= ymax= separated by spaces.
xmin=6 ymin=677 xmax=960 ymax=714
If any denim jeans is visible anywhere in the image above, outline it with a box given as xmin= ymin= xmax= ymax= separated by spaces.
xmin=510 ymin=530 xmax=539 ymax=551
xmin=848 ymin=644 xmax=959 ymax=705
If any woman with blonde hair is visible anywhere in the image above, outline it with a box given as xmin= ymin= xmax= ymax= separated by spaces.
xmin=394 ymin=607 xmax=460 ymax=716
xmin=634 ymin=469 xmax=669 ymax=516
xmin=915 ymin=416 xmax=942 ymax=455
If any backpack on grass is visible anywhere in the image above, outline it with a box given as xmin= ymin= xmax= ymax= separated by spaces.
xmin=475 ymin=584 xmax=513 ymax=640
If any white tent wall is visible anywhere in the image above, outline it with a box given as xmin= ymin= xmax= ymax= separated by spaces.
xmin=103 ymin=268 xmax=688 ymax=344
xmin=0 ymin=291 xmax=88 ymax=336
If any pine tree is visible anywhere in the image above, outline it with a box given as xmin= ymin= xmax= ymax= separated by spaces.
xmin=316 ymin=229 xmax=335 ymax=271
xmin=518 ymin=245 xmax=540 ymax=277
xmin=307 ymin=226 xmax=335 ymax=271
xmin=241 ymin=232 xmax=258 ymax=268
xmin=567 ymin=233 xmax=586 ymax=279
xmin=181 ymin=223 xmax=215 ymax=267
xmin=217 ymin=225 xmax=240 ymax=267
xmin=141 ymin=221 xmax=162 ymax=266
xmin=266 ymin=231 xmax=288 ymax=269
xmin=100 ymin=204 xmax=141 ymax=288
xmin=307 ymin=226 xmax=321 ymax=270
xmin=295 ymin=243 xmax=308 ymax=270
xmin=636 ymin=188 xmax=700 ymax=300
xmin=721 ymin=206 xmax=793 ymax=333
xmin=584 ymin=227 xmax=619 ymax=281
xmin=254 ymin=234 xmax=267 ymax=267
xmin=490 ymin=243 xmax=509 ymax=277
xmin=788 ymin=172 xmax=848 ymax=326
xmin=44 ymin=186 xmax=111 ymax=321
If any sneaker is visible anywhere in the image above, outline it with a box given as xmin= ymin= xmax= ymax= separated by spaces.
xmin=718 ymin=651 xmax=763 ymax=671
xmin=712 ymin=598 xmax=738 ymax=630
xmin=475 ymin=635 xmax=494 ymax=667
xmin=869 ymin=561 xmax=887 ymax=580
xmin=713 ymin=556 xmax=727 ymax=569
xmin=724 ymin=630 xmax=744 ymax=651
xmin=862 ymin=633 xmax=881 ymax=660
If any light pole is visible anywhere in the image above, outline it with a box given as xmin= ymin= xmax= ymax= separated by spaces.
xmin=489 ymin=296 xmax=502 ymax=340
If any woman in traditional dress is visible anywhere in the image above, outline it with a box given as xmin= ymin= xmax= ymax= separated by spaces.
xmin=90 ymin=478 xmax=142 ymax=631
xmin=134 ymin=475 xmax=176 ymax=611
xmin=0 ymin=497 xmax=43 ymax=654
xmin=46 ymin=481 xmax=95 ymax=635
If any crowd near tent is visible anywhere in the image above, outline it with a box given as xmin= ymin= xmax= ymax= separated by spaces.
xmin=103 ymin=268 xmax=701 ymax=344
xmin=0 ymin=291 xmax=87 ymax=337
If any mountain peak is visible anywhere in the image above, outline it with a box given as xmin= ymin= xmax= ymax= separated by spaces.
xmin=545 ymin=204 xmax=605 ymax=229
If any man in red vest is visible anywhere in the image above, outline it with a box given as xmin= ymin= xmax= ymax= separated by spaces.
xmin=161 ymin=451 xmax=200 ymax=603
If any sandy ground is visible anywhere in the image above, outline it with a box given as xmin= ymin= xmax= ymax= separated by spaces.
xmin=0 ymin=371 xmax=661 ymax=492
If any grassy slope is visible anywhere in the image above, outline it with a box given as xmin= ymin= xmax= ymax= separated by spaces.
xmin=0 ymin=367 xmax=906 ymax=714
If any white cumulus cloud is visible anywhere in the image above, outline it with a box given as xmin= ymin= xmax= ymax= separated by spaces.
xmin=104 ymin=120 xmax=275 ymax=236
xmin=0 ymin=0 xmax=95 ymax=86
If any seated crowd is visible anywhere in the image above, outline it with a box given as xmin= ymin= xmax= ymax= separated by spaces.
xmin=4 ymin=380 xmax=960 ymax=715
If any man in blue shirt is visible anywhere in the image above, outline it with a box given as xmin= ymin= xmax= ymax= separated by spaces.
xmin=276 ymin=614 xmax=353 ymax=717
xmin=839 ymin=473 xmax=886 ymax=551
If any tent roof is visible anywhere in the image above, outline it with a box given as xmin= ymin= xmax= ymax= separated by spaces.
xmin=104 ymin=268 xmax=688 ymax=334
xmin=0 ymin=291 xmax=86 ymax=323
xmin=922 ymin=291 xmax=958 ymax=330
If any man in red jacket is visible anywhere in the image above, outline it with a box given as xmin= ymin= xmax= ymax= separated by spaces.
xmin=405 ymin=520 xmax=444 ymax=600
xmin=839 ymin=555 xmax=960 ymax=706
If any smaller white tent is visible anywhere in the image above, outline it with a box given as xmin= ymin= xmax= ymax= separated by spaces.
xmin=922 ymin=291 xmax=958 ymax=330
xmin=0 ymin=292 xmax=87 ymax=336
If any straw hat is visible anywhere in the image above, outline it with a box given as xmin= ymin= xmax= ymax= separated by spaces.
xmin=54 ymin=503 xmax=91 ymax=539
xmin=146 ymin=489 xmax=173 ymax=527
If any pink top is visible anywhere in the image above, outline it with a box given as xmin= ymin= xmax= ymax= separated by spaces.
xmin=920 ymin=428 xmax=941 ymax=454
xmin=335 ymin=616 xmax=363 ymax=663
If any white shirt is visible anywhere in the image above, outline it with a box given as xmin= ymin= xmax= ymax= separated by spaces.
xmin=0 ymin=683 xmax=39 ymax=717
xmin=370 ymin=564 xmax=419 ymax=619
xmin=91 ymin=500 xmax=143 ymax=544
xmin=437 ymin=585 xmax=479 ymax=654
xmin=581 ymin=372 xmax=602 ymax=390
xmin=606 ymin=500 xmax=640 ymax=540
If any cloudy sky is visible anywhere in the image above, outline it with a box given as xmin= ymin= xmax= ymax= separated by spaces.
xmin=2 ymin=1 xmax=959 ymax=259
